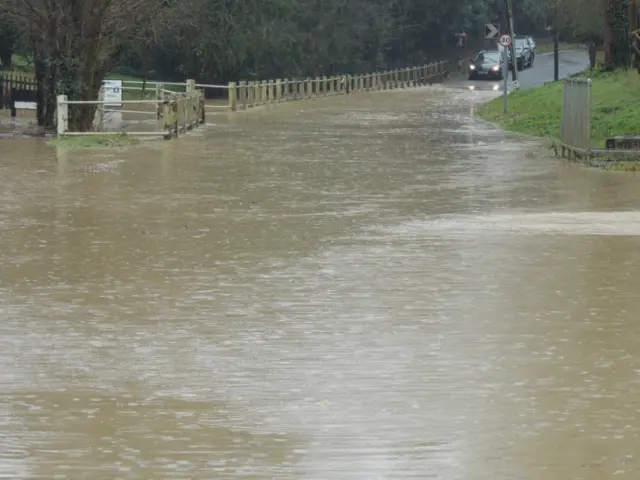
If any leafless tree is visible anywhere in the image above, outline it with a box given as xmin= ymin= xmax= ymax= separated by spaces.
xmin=1 ymin=0 xmax=166 ymax=130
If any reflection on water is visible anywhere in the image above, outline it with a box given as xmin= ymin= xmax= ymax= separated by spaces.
xmin=2 ymin=86 xmax=640 ymax=479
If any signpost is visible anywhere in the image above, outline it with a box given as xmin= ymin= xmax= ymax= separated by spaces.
xmin=499 ymin=34 xmax=512 ymax=113
xmin=485 ymin=23 xmax=499 ymax=39
xmin=102 ymin=79 xmax=123 ymax=107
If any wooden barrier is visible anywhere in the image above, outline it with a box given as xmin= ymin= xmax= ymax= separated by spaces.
xmin=224 ymin=60 xmax=450 ymax=112
xmin=56 ymin=79 xmax=205 ymax=140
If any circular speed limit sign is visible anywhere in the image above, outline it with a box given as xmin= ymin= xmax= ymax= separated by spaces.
xmin=498 ymin=34 xmax=512 ymax=47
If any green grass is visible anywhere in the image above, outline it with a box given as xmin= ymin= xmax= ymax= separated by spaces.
xmin=477 ymin=68 xmax=640 ymax=148
xmin=51 ymin=133 xmax=140 ymax=149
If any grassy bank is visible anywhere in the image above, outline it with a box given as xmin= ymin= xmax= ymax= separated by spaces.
xmin=477 ymin=68 xmax=640 ymax=148
xmin=51 ymin=133 xmax=140 ymax=148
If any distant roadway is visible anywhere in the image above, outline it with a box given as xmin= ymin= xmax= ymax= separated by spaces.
xmin=447 ymin=49 xmax=590 ymax=92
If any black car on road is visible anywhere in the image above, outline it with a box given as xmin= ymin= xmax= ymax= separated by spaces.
xmin=513 ymin=37 xmax=534 ymax=70
xmin=468 ymin=50 xmax=510 ymax=80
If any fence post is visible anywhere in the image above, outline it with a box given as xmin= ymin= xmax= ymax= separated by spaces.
xmin=238 ymin=81 xmax=247 ymax=109
xmin=267 ymin=80 xmax=273 ymax=103
xmin=93 ymin=87 xmax=105 ymax=132
xmin=274 ymin=79 xmax=281 ymax=102
xmin=228 ymin=82 xmax=237 ymax=111
xmin=186 ymin=79 xmax=195 ymax=94
xmin=56 ymin=95 xmax=68 ymax=137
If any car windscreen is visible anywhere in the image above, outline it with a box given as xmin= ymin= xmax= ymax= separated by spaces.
xmin=515 ymin=40 xmax=526 ymax=49
xmin=476 ymin=52 xmax=500 ymax=63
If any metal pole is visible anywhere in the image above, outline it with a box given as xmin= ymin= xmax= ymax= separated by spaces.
xmin=505 ymin=0 xmax=518 ymax=82
xmin=503 ymin=47 xmax=508 ymax=113
xmin=553 ymin=29 xmax=559 ymax=81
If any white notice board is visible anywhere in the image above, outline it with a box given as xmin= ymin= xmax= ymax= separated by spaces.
xmin=102 ymin=79 xmax=123 ymax=107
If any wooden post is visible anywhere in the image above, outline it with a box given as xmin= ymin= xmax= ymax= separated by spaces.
xmin=328 ymin=77 xmax=334 ymax=95
xmin=238 ymin=81 xmax=247 ymax=109
xmin=341 ymin=75 xmax=346 ymax=94
xmin=275 ymin=79 xmax=282 ymax=102
xmin=56 ymin=95 xmax=68 ymax=137
xmin=186 ymin=79 xmax=196 ymax=94
xmin=259 ymin=81 xmax=266 ymax=103
xmin=228 ymin=82 xmax=237 ymax=111
xmin=319 ymin=76 xmax=325 ymax=96
xmin=155 ymin=83 xmax=164 ymax=119
xmin=268 ymin=80 xmax=274 ymax=103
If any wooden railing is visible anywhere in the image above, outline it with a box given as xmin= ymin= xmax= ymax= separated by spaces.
xmin=226 ymin=61 xmax=451 ymax=111
xmin=56 ymin=79 xmax=205 ymax=139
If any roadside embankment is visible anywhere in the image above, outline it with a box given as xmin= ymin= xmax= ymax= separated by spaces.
xmin=477 ymin=68 xmax=640 ymax=149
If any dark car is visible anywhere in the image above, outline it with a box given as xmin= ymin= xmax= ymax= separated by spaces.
xmin=514 ymin=38 xmax=534 ymax=70
xmin=468 ymin=50 xmax=510 ymax=80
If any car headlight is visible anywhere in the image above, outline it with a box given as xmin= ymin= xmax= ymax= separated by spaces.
xmin=469 ymin=65 xmax=476 ymax=70
xmin=491 ymin=65 xmax=500 ymax=71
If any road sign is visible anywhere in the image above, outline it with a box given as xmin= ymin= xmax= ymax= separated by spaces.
xmin=485 ymin=23 xmax=499 ymax=39
xmin=102 ymin=79 xmax=123 ymax=107
xmin=498 ymin=34 xmax=512 ymax=47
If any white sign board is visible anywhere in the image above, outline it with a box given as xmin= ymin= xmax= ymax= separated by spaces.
xmin=14 ymin=101 xmax=37 ymax=110
xmin=102 ymin=79 xmax=123 ymax=107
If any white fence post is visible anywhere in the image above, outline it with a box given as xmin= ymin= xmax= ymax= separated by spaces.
xmin=56 ymin=95 xmax=68 ymax=137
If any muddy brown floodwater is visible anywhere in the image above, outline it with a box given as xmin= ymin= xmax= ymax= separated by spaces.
xmin=2 ymin=86 xmax=640 ymax=479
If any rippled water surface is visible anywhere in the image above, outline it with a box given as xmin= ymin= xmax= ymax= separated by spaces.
xmin=2 ymin=87 xmax=640 ymax=479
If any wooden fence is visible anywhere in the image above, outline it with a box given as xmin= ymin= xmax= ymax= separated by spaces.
xmin=0 ymin=72 xmax=37 ymax=112
xmin=57 ymin=79 xmax=205 ymax=139
xmin=226 ymin=61 xmax=450 ymax=111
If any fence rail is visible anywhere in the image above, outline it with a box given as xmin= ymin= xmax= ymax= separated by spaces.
xmin=0 ymin=72 xmax=37 ymax=111
xmin=57 ymin=79 xmax=205 ymax=139
xmin=226 ymin=61 xmax=450 ymax=111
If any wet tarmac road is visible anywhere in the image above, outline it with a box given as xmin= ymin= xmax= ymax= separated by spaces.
xmin=449 ymin=49 xmax=590 ymax=92
xmin=2 ymin=81 xmax=640 ymax=479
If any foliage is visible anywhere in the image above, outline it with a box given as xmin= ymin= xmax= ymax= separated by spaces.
xmin=1 ymin=0 xmax=606 ymax=131
xmin=477 ymin=69 xmax=640 ymax=147
xmin=51 ymin=133 xmax=140 ymax=148
xmin=0 ymin=15 xmax=17 ymax=68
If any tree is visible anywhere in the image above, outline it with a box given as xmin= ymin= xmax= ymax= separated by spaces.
xmin=0 ymin=14 xmax=17 ymax=69
xmin=1 ymin=0 xmax=167 ymax=130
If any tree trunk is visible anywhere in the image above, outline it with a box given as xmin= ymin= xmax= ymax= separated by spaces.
xmin=0 ymin=52 xmax=11 ymax=70
xmin=604 ymin=0 xmax=630 ymax=67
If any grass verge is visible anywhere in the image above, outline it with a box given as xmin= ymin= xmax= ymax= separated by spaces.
xmin=477 ymin=68 xmax=640 ymax=148
xmin=51 ymin=133 xmax=140 ymax=148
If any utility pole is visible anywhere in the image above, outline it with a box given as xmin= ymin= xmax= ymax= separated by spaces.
xmin=553 ymin=27 xmax=559 ymax=81
xmin=630 ymin=0 xmax=639 ymax=70
xmin=547 ymin=4 xmax=559 ymax=81
xmin=504 ymin=0 xmax=518 ymax=82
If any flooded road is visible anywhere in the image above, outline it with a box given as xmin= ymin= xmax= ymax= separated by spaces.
xmin=2 ymin=87 xmax=640 ymax=479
